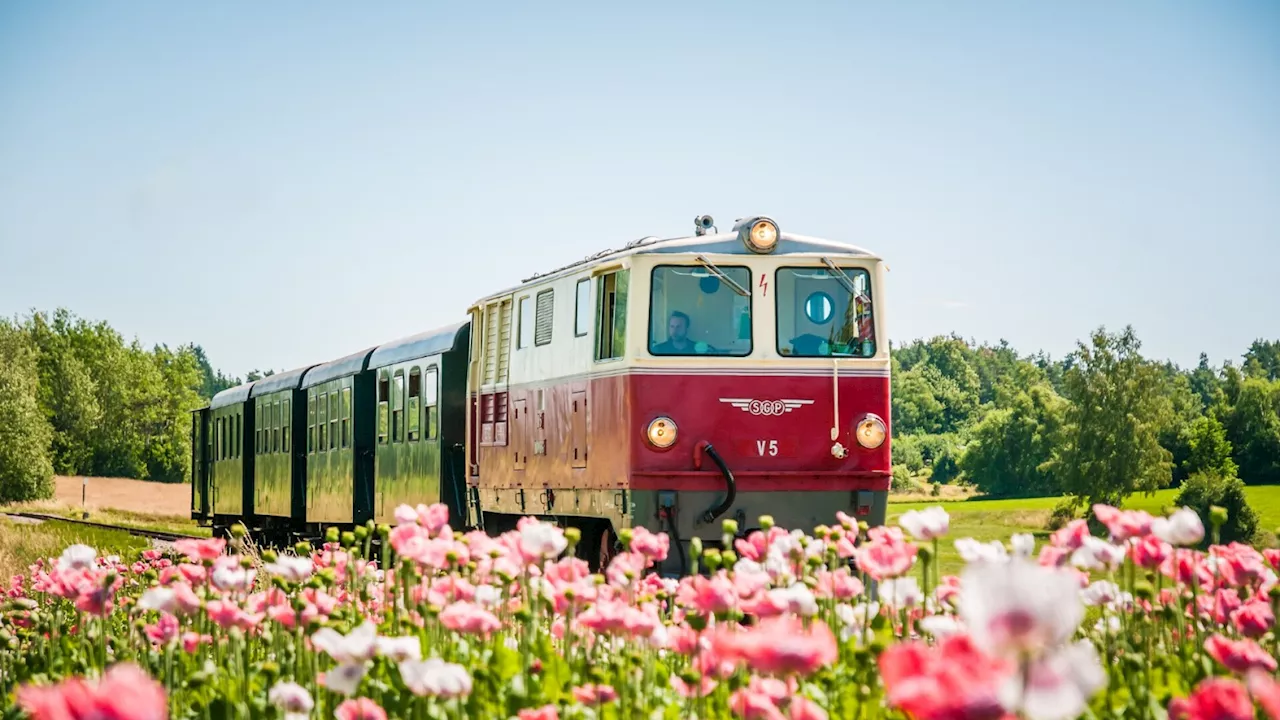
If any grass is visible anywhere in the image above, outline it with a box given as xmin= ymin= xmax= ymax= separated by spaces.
xmin=888 ymin=485 xmax=1280 ymax=577
xmin=5 ymin=502 xmax=212 ymax=538
xmin=0 ymin=516 xmax=151 ymax=580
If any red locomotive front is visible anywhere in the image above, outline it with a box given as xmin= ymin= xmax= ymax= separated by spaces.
xmin=466 ymin=216 xmax=890 ymax=573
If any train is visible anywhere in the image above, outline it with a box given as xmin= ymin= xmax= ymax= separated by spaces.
xmin=190 ymin=214 xmax=891 ymax=574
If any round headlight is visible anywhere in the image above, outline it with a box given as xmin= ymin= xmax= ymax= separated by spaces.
xmin=746 ymin=220 xmax=779 ymax=253
xmin=854 ymin=414 xmax=886 ymax=449
xmin=646 ymin=416 xmax=678 ymax=449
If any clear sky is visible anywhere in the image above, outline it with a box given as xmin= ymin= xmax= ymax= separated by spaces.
xmin=1 ymin=1 xmax=1276 ymax=378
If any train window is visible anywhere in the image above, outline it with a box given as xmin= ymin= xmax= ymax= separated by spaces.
xmin=392 ymin=371 xmax=405 ymax=443
xmin=340 ymin=387 xmax=351 ymax=449
xmin=425 ymin=367 xmax=438 ymax=440
xmin=282 ymin=399 xmax=291 ymax=454
xmin=272 ymin=400 xmax=281 ymax=453
xmin=318 ymin=393 xmax=328 ymax=451
xmin=307 ymin=394 xmax=316 ymax=454
xmin=648 ymin=264 xmax=751 ymax=357
xmin=575 ymin=278 xmax=590 ymax=337
xmin=328 ymin=392 xmax=338 ymax=451
xmin=595 ymin=270 xmax=628 ymax=361
xmin=517 ymin=295 xmax=533 ymax=349
xmin=255 ymin=403 xmax=263 ymax=454
xmin=407 ymin=368 xmax=421 ymax=442
xmin=377 ymin=376 xmax=389 ymax=445
xmin=775 ymin=266 xmax=876 ymax=358
xmin=534 ymin=289 xmax=554 ymax=346
xmin=235 ymin=413 xmax=242 ymax=458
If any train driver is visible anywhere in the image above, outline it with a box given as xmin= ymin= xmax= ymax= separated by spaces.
xmin=651 ymin=310 xmax=717 ymax=354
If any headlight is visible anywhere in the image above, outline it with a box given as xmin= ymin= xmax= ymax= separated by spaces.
xmin=854 ymin=414 xmax=886 ymax=449
xmin=646 ymin=416 xmax=678 ymax=449
xmin=735 ymin=216 xmax=780 ymax=253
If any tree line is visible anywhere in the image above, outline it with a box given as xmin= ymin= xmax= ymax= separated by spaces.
xmin=892 ymin=327 xmax=1280 ymax=538
xmin=0 ymin=309 xmax=266 ymax=503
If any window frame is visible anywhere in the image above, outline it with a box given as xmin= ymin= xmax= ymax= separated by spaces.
xmin=340 ymin=386 xmax=351 ymax=449
xmin=392 ymin=370 xmax=405 ymax=443
xmin=517 ymin=295 xmax=533 ymax=350
xmin=407 ymin=367 xmax=422 ymax=442
xmin=328 ymin=391 xmax=338 ymax=450
xmin=307 ymin=393 xmax=316 ymax=454
xmin=646 ymin=263 xmax=754 ymax=358
xmin=574 ymin=278 xmax=590 ymax=337
xmin=282 ymin=398 xmax=291 ymax=455
xmin=773 ymin=265 xmax=877 ymax=359
xmin=377 ymin=375 xmax=390 ymax=445
xmin=594 ymin=269 xmax=628 ymax=362
xmin=317 ymin=392 xmax=329 ymax=452
xmin=425 ymin=366 xmax=439 ymax=441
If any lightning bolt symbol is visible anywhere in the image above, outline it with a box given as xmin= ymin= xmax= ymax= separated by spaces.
xmin=759 ymin=273 xmax=768 ymax=297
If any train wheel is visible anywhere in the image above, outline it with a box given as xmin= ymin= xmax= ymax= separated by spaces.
xmin=597 ymin=523 xmax=618 ymax=573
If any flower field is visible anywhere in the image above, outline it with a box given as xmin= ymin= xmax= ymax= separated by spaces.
xmin=2 ymin=503 xmax=1279 ymax=720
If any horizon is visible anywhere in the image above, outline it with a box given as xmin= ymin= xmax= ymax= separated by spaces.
xmin=2 ymin=2 xmax=1276 ymax=377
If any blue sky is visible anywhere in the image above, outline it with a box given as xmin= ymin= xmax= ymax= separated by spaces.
xmin=1 ymin=1 xmax=1276 ymax=377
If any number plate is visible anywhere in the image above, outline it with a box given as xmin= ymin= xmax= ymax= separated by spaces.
xmin=737 ymin=438 xmax=792 ymax=457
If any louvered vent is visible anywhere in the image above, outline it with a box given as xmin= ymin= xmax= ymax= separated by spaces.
xmin=483 ymin=303 xmax=499 ymax=384
xmin=497 ymin=298 xmax=512 ymax=383
xmin=534 ymin=289 xmax=554 ymax=346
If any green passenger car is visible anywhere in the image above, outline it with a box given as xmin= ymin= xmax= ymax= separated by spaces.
xmin=208 ymin=382 xmax=255 ymax=528
xmin=301 ymin=348 xmax=377 ymax=527
xmin=248 ymin=365 xmax=316 ymax=529
xmin=366 ymin=322 xmax=470 ymax=527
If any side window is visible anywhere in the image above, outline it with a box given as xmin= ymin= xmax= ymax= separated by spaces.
xmin=235 ymin=414 xmax=241 ymax=458
xmin=425 ymin=367 xmax=439 ymax=440
xmin=328 ymin=392 xmax=338 ymax=450
xmin=517 ymin=295 xmax=533 ymax=349
xmin=392 ymin=371 xmax=405 ymax=443
xmin=407 ymin=368 xmax=421 ymax=442
xmin=272 ymin=399 xmax=281 ymax=453
xmin=534 ymin=289 xmax=554 ymax=346
xmin=255 ymin=402 xmax=263 ymax=454
xmin=377 ymin=376 xmax=389 ymax=444
xmin=340 ymin=387 xmax=351 ymax=449
xmin=307 ymin=393 xmax=316 ymax=454
xmin=318 ymin=392 xmax=328 ymax=451
xmin=595 ymin=270 xmax=628 ymax=361
xmin=574 ymin=278 xmax=590 ymax=337
xmin=282 ymin=398 xmax=291 ymax=454
xmin=215 ymin=417 xmax=221 ymax=460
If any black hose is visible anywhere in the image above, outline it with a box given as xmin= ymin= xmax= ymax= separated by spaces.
xmin=663 ymin=510 xmax=688 ymax=577
xmin=699 ymin=443 xmax=736 ymax=525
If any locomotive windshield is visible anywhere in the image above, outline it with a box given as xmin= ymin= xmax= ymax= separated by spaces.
xmin=776 ymin=266 xmax=876 ymax=357
xmin=648 ymin=264 xmax=752 ymax=356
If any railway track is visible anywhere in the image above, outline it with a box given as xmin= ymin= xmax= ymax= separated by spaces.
xmin=0 ymin=511 xmax=202 ymax=544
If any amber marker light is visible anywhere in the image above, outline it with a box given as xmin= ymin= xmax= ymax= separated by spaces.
xmin=647 ymin=416 xmax=678 ymax=449
xmin=854 ymin=414 xmax=886 ymax=449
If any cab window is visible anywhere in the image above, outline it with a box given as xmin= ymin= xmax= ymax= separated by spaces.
xmin=648 ymin=265 xmax=752 ymax=356
xmin=775 ymin=266 xmax=875 ymax=358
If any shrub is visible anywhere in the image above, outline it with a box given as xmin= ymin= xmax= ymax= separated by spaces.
xmin=892 ymin=440 xmax=925 ymax=474
xmin=1173 ymin=470 xmax=1259 ymax=546
xmin=891 ymin=464 xmax=915 ymax=492
xmin=931 ymin=452 xmax=960 ymax=484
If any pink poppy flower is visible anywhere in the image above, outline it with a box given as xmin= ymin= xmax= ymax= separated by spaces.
xmin=1169 ymin=677 xmax=1254 ymax=720
xmin=335 ymin=697 xmax=388 ymax=720
xmin=173 ymin=537 xmax=226 ymax=564
xmin=16 ymin=662 xmax=167 ymax=720
xmin=1204 ymin=634 xmax=1278 ymax=674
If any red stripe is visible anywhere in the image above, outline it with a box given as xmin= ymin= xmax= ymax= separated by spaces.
xmin=630 ymin=471 xmax=891 ymax=492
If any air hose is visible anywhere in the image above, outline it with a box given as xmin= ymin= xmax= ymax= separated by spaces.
xmin=699 ymin=443 xmax=737 ymax=525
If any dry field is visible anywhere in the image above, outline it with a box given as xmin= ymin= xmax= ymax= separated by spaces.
xmin=46 ymin=475 xmax=192 ymax=516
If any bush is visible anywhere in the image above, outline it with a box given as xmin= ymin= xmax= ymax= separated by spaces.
xmin=892 ymin=440 xmax=925 ymax=474
xmin=0 ymin=323 xmax=55 ymax=504
xmin=891 ymin=464 xmax=915 ymax=492
xmin=1173 ymin=471 xmax=1259 ymax=546
xmin=931 ymin=452 xmax=960 ymax=484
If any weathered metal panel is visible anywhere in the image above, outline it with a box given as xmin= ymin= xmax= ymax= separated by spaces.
xmin=372 ymin=359 xmax=442 ymax=525
xmin=211 ymin=381 xmax=254 ymax=410
xmin=301 ymin=348 xmax=375 ymax=390
xmin=211 ymin=401 xmax=253 ymax=519
xmin=304 ymin=376 xmax=356 ymax=525
xmin=250 ymin=365 xmax=316 ymax=398
xmin=367 ymin=322 xmax=468 ymax=371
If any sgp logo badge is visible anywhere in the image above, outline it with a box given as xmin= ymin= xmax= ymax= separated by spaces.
xmin=718 ymin=398 xmax=814 ymax=416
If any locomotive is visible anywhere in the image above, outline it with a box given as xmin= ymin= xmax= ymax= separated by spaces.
xmin=190 ymin=215 xmax=891 ymax=574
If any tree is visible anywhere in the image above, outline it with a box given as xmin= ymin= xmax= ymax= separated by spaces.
xmin=0 ymin=321 xmax=55 ymax=503
xmin=1050 ymin=326 xmax=1175 ymax=510
xmin=1242 ymin=339 xmax=1280 ymax=382
xmin=1182 ymin=415 xmax=1238 ymax=479
xmin=959 ymin=382 xmax=1066 ymax=498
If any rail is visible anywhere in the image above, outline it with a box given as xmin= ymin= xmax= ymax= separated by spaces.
xmin=0 ymin=511 xmax=202 ymax=543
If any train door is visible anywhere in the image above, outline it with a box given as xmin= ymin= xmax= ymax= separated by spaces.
xmin=191 ymin=407 xmax=212 ymax=521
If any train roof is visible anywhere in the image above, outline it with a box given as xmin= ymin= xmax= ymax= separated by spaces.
xmin=210 ymin=381 xmax=255 ymax=410
xmin=471 ymin=225 xmax=880 ymax=308
xmin=249 ymin=365 xmax=319 ymax=398
xmin=301 ymin=347 xmax=376 ymax=390
xmin=367 ymin=321 xmax=469 ymax=371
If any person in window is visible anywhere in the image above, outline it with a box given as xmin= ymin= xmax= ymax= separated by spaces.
xmin=652 ymin=311 xmax=695 ymax=354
